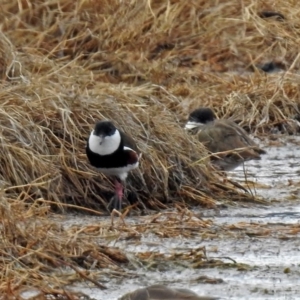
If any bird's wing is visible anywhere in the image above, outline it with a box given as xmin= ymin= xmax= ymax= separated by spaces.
xmin=119 ymin=130 xmax=139 ymax=154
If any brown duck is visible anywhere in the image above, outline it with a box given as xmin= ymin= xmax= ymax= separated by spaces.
xmin=185 ymin=107 xmax=266 ymax=171
xmin=119 ymin=284 xmax=219 ymax=300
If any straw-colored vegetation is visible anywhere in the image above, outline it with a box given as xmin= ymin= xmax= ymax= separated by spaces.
xmin=0 ymin=0 xmax=299 ymax=297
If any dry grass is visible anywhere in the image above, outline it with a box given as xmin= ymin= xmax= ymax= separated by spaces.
xmin=0 ymin=0 xmax=270 ymax=213
xmin=0 ymin=201 xmax=244 ymax=298
xmin=0 ymin=0 xmax=299 ymax=297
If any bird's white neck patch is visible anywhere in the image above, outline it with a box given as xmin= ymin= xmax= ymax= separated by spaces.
xmin=184 ymin=121 xmax=205 ymax=130
xmin=89 ymin=129 xmax=121 ymax=156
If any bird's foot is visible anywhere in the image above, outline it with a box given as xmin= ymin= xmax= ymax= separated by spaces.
xmin=110 ymin=208 xmax=129 ymax=227
xmin=107 ymin=195 xmax=118 ymax=212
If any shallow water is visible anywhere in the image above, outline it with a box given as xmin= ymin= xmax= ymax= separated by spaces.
xmin=22 ymin=136 xmax=300 ymax=300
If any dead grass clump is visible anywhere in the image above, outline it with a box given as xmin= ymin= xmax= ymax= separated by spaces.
xmin=2 ymin=0 xmax=300 ymax=127
xmin=0 ymin=194 xmax=131 ymax=297
xmin=0 ymin=59 xmax=232 ymax=212
xmin=0 ymin=25 xmax=258 ymax=213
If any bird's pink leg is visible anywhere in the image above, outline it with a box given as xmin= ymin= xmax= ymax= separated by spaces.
xmin=115 ymin=180 xmax=123 ymax=200
xmin=114 ymin=179 xmax=124 ymax=210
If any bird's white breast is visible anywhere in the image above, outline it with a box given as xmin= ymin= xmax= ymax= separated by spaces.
xmin=89 ymin=129 xmax=121 ymax=156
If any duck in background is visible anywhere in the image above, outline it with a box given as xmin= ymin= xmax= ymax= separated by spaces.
xmin=185 ymin=107 xmax=266 ymax=171
xmin=119 ymin=284 xmax=220 ymax=300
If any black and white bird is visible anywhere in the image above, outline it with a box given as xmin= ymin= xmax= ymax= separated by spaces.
xmin=86 ymin=120 xmax=140 ymax=210
xmin=185 ymin=107 xmax=266 ymax=171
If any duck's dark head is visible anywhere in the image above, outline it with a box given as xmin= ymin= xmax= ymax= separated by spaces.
xmin=185 ymin=107 xmax=216 ymax=130
xmin=189 ymin=107 xmax=216 ymax=124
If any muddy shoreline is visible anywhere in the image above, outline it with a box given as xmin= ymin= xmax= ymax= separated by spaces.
xmin=21 ymin=136 xmax=300 ymax=300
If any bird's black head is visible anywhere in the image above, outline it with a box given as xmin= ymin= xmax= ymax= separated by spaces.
xmin=94 ymin=121 xmax=117 ymax=137
xmin=188 ymin=107 xmax=216 ymax=124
